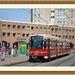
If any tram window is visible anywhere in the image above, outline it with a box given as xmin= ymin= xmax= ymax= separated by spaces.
xmin=44 ymin=41 xmax=46 ymax=48
xmin=54 ymin=41 xmax=56 ymax=48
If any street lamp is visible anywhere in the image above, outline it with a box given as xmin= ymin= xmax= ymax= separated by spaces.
xmin=0 ymin=30 xmax=2 ymax=46
xmin=17 ymin=33 xmax=20 ymax=53
xmin=39 ymin=17 xmax=48 ymax=35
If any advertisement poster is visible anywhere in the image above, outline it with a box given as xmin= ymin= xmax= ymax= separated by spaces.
xmin=19 ymin=44 xmax=27 ymax=55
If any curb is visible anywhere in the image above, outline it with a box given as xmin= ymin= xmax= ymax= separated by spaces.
xmin=1 ymin=60 xmax=28 ymax=66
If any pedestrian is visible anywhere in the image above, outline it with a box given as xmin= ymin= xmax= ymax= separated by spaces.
xmin=1 ymin=43 xmax=6 ymax=61
xmin=9 ymin=48 xmax=11 ymax=58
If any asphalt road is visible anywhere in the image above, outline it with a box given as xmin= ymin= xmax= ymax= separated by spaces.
xmin=12 ymin=50 xmax=75 ymax=66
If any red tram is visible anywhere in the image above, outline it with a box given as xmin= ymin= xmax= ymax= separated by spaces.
xmin=29 ymin=34 xmax=71 ymax=61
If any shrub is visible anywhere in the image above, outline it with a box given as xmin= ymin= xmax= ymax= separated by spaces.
xmin=13 ymin=54 xmax=16 ymax=57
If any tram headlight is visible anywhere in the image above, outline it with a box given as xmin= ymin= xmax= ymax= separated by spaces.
xmin=44 ymin=56 xmax=48 ymax=59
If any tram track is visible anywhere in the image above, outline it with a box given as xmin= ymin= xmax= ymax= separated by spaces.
xmin=12 ymin=52 xmax=75 ymax=66
xmin=32 ymin=54 xmax=75 ymax=66
xmin=54 ymin=55 xmax=74 ymax=66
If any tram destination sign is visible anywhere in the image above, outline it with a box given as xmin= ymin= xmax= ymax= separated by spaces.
xmin=31 ymin=36 xmax=43 ymax=39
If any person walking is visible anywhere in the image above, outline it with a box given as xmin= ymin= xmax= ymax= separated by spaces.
xmin=1 ymin=43 xmax=6 ymax=61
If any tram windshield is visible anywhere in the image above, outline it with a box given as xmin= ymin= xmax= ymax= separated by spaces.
xmin=31 ymin=36 xmax=43 ymax=49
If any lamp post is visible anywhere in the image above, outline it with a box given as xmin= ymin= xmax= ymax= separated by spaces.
xmin=39 ymin=9 xmax=48 ymax=35
xmin=17 ymin=33 xmax=20 ymax=54
xmin=45 ymin=9 xmax=47 ymax=35
xmin=39 ymin=17 xmax=48 ymax=35
xmin=0 ymin=30 xmax=2 ymax=46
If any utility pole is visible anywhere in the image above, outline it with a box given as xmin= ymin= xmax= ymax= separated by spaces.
xmin=62 ymin=9 xmax=64 ymax=39
xmin=45 ymin=9 xmax=47 ymax=35
xmin=17 ymin=33 xmax=20 ymax=54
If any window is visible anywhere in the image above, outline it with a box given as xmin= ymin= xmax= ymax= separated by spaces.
xmin=57 ymin=21 xmax=62 ymax=25
xmin=7 ymin=33 xmax=10 ymax=36
xmin=72 ymin=29 xmax=74 ymax=32
xmin=63 ymin=15 xmax=66 ymax=18
xmin=48 ymin=28 xmax=50 ymax=31
xmin=13 ymin=33 xmax=16 ymax=37
xmin=71 ymin=22 xmax=73 ymax=26
xmin=34 ymin=20 xmax=36 ymax=22
xmin=22 ymin=34 xmax=25 ymax=37
xmin=8 ymin=24 xmax=11 ymax=28
xmin=17 ymin=25 xmax=21 ymax=29
xmin=72 ymin=36 xmax=74 ymax=39
xmin=38 ymin=14 xmax=40 ymax=18
xmin=38 ymin=9 xmax=40 ymax=11
xmin=59 ymin=28 xmax=61 ymax=31
xmin=51 ymin=10 xmax=55 ymax=13
xmin=51 ymin=16 xmax=55 ymax=18
xmin=51 ymin=28 xmax=54 ymax=31
xmin=13 ymin=25 xmax=16 ymax=28
xmin=3 ymin=32 xmax=6 ymax=36
xmin=38 ymin=20 xmax=40 ymax=23
xmin=69 ymin=36 xmax=71 ymax=39
xmin=58 ymin=9 xmax=62 ymax=13
xmin=74 ymin=22 xmax=75 ymax=26
xmin=57 ymin=15 xmax=62 ymax=18
xmin=36 ymin=27 xmax=38 ymax=30
xmin=55 ymin=28 xmax=58 ymax=31
xmin=27 ymin=26 xmax=30 ymax=30
xmin=44 ymin=40 xmax=47 ymax=48
xmin=66 ymin=36 xmax=68 ymax=39
xmin=22 ymin=26 xmax=25 ymax=29
xmin=56 ymin=35 xmax=58 ymax=37
xmin=40 ymin=27 xmax=42 ymax=30
xmin=34 ymin=9 xmax=36 ymax=12
xmin=27 ymin=34 xmax=29 ymax=37
xmin=44 ymin=27 xmax=46 ymax=31
xmin=66 ymin=29 xmax=68 ymax=32
xmin=71 ymin=11 xmax=73 ymax=14
xmin=71 ymin=16 xmax=73 ymax=19
xmin=63 ymin=21 xmax=66 ymax=24
xmin=59 ymin=35 xmax=61 ymax=37
xmin=31 ymin=26 xmax=34 ymax=30
xmin=63 ymin=9 xmax=66 ymax=13
xmin=69 ymin=29 xmax=71 ymax=32
xmin=34 ymin=14 xmax=36 ymax=18
xmin=2 ymin=24 xmax=6 ymax=28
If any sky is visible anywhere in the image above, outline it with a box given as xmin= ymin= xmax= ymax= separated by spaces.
xmin=0 ymin=8 xmax=31 ymax=22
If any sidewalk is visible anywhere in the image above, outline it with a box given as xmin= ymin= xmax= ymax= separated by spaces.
xmin=0 ymin=54 xmax=29 ymax=66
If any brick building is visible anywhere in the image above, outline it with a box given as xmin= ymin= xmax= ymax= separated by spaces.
xmin=0 ymin=20 xmax=75 ymax=48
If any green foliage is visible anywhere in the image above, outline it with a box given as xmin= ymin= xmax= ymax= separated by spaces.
xmin=13 ymin=54 xmax=16 ymax=57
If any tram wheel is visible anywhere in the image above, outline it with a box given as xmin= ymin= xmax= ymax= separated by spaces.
xmin=56 ymin=54 xmax=58 ymax=59
xmin=29 ymin=56 xmax=32 ymax=62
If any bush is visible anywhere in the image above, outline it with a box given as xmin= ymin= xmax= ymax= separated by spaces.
xmin=13 ymin=54 xmax=16 ymax=57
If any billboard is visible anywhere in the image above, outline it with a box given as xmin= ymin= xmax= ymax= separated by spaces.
xmin=19 ymin=44 xmax=27 ymax=55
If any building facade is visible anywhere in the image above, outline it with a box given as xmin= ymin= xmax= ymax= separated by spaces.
xmin=29 ymin=8 xmax=75 ymax=27
xmin=0 ymin=20 xmax=75 ymax=48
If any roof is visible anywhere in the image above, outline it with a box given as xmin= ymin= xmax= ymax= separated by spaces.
xmin=0 ymin=20 xmax=49 ymax=26
xmin=0 ymin=20 xmax=75 ymax=28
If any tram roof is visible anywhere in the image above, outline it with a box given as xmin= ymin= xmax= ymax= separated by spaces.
xmin=30 ymin=34 xmax=60 ymax=40
xmin=30 ymin=34 xmax=71 ymax=43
